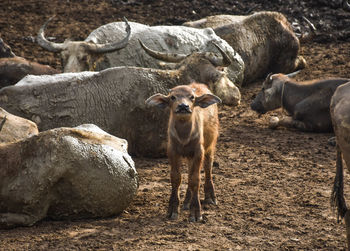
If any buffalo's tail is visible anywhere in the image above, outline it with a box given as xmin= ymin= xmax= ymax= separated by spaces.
xmin=331 ymin=145 xmax=348 ymax=222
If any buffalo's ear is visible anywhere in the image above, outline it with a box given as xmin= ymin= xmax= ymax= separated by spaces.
xmin=145 ymin=94 xmax=169 ymax=109
xmin=194 ymin=94 xmax=222 ymax=108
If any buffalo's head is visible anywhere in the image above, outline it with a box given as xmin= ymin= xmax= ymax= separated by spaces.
xmin=139 ymin=40 xmax=241 ymax=106
xmin=37 ymin=16 xmax=131 ymax=72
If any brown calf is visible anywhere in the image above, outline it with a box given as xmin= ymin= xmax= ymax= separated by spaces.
xmin=146 ymin=83 xmax=221 ymax=221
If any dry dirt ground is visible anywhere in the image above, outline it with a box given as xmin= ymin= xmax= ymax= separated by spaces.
xmin=1 ymin=0 xmax=350 ymax=250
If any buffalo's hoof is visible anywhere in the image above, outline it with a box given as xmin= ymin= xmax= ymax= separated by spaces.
xmin=168 ymin=212 xmax=178 ymax=220
xmin=268 ymin=116 xmax=279 ymax=129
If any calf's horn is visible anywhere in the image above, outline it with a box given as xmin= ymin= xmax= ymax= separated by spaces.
xmin=138 ymin=39 xmax=187 ymax=63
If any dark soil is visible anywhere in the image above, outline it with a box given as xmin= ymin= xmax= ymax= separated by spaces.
xmin=1 ymin=0 xmax=350 ymax=250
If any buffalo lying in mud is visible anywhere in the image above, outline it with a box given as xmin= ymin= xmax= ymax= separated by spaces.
xmin=184 ymin=11 xmax=312 ymax=84
xmin=250 ymin=72 xmax=349 ymax=132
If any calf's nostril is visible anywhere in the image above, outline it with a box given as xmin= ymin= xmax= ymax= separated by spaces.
xmin=178 ymin=104 xmax=189 ymax=109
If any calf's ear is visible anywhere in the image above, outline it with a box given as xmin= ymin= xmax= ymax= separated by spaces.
xmin=145 ymin=94 xmax=169 ymax=109
xmin=195 ymin=94 xmax=222 ymax=108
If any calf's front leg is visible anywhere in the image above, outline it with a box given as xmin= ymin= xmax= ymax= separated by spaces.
xmin=168 ymin=152 xmax=182 ymax=220
xmin=188 ymin=150 xmax=204 ymax=222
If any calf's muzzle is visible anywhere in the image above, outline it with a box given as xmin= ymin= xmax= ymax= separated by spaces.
xmin=175 ymin=103 xmax=192 ymax=114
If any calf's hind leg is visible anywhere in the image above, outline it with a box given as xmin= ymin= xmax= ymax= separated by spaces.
xmin=203 ymin=148 xmax=217 ymax=205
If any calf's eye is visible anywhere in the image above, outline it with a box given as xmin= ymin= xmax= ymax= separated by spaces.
xmin=171 ymin=96 xmax=176 ymax=101
xmin=190 ymin=95 xmax=194 ymax=100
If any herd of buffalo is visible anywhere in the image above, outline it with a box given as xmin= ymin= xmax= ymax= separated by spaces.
xmin=1 ymin=7 xmax=350 ymax=248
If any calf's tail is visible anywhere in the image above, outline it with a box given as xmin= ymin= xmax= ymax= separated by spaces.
xmin=331 ymin=145 xmax=348 ymax=222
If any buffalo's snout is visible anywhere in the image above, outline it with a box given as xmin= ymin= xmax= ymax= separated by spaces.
xmin=250 ymin=100 xmax=266 ymax=114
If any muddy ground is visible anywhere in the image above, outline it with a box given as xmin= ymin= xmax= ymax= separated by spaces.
xmin=1 ymin=0 xmax=350 ymax=250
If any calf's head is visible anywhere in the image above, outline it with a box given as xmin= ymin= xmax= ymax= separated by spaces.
xmin=251 ymin=72 xmax=296 ymax=114
xmin=37 ymin=16 xmax=131 ymax=72
xmin=145 ymin=85 xmax=221 ymax=121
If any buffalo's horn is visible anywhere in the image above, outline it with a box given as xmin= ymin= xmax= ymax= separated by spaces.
xmin=299 ymin=16 xmax=316 ymax=43
xmin=87 ymin=17 xmax=131 ymax=53
xmin=0 ymin=116 xmax=6 ymax=132
xmin=266 ymin=72 xmax=273 ymax=81
xmin=37 ymin=16 xmax=66 ymax=52
xmin=343 ymin=0 xmax=350 ymax=11
xmin=211 ymin=42 xmax=232 ymax=67
xmin=138 ymin=39 xmax=187 ymax=63
xmin=0 ymin=38 xmax=16 ymax=57
xmin=286 ymin=70 xmax=301 ymax=78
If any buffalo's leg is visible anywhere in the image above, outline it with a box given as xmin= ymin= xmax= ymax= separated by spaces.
xmin=269 ymin=116 xmax=313 ymax=131
xmin=345 ymin=211 xmax=350 ymax=251
xmin=0 ymin=212 xmax=44 ymax=229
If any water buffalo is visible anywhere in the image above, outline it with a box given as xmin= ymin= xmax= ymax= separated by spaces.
xmin=330 ymin=81 xmax=350 ymax=249
xmin=184 ymin=11 xmax=310 ymax=84
xmin=37 ymin=17 xmax=244 ymax=86
xmin=0 ymin=124 xmax=138 ymax=229
xmin=250 ymin=72 xmax=349 ymax=132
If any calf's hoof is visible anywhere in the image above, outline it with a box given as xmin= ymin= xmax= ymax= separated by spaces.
xmin=268 ymin=116 xmax=279 ymax=129
xmin=327 ymin=136 xmax=336 ymax=146
xmin=203 ymin=197 xmax=217 ymax=206
xmin=183 ymin=203 xmax=190 ymax=210
xmin=189 ymin=215 xmax=203 ymax=222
